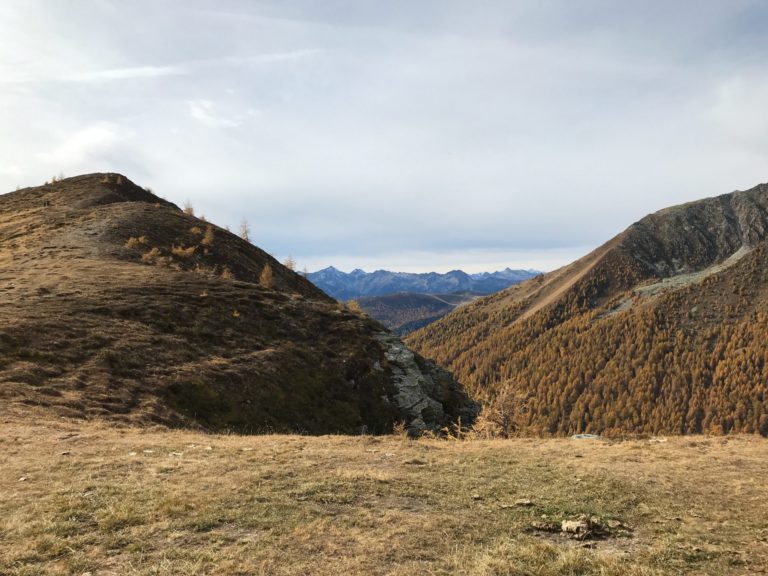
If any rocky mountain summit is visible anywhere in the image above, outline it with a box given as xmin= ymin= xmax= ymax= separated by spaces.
xmin=408 ymin=183 xmax=768 ymax=436
xmin=0 ymin=174 xmax=477 ymax=434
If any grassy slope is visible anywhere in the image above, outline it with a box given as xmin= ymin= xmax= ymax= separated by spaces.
xmin=0 ymin=174 xmax=475 ymax=434
xmin=2 ymin=415 xmax=767 ymax=575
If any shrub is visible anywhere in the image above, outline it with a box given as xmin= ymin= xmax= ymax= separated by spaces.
xmin=346 ymin=300 xmax=363 ymax=314
xmin=183 ymin=201 xmax=195 ymax=216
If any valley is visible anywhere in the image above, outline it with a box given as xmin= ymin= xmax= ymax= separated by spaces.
xmin=356 ymin=291 xmax=481 ymax=335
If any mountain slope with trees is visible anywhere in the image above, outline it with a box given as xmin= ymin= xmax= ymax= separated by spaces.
xmin=407 ymin=183 xmax=768 ymax=436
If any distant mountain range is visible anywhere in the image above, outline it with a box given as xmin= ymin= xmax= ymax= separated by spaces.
xmin=307 ymin=267 xmax=540 ymax=301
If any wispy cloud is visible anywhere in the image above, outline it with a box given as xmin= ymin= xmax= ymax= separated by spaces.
xmin=187 ymin=100 xmax=243 ymax=128
xmin=221 ymin=49 xmax=320 ymax=66
xmin=37 ymin=122 xmax=123 ymax=165
xmin=0 ymin=65 xmax=186 ymax=85
xmin=66 ymin=65 xmax=186 ymax=83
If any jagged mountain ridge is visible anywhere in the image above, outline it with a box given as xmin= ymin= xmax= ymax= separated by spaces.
xmin=407 ymin=183 xmax=768 ymax=437
xmin=307 ymin=266 xmax=538 ymax=301
xmin=0 ymin=174 xmax=478 ymax=434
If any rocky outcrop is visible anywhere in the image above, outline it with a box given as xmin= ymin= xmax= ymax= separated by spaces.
xmin=375 ymin=332 xmax=479 ymax=435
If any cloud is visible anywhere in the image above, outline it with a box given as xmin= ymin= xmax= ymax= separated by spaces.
xmin=187 ymin=100 xmax=244 ymax=128
xmin=0 ymin=164 xmax=22 ymax=177
xmin=229 ymin=49 xmax=320 ymax=65
xmin=37 ymin=122 xmax=123 ymax=166
xmin=709 ymin=75 xmax=768 ymax=149
xmin=2 ymin=1 xmax=768 ymax=272
xmin=66 ymin=65 xmax=186 ymax=83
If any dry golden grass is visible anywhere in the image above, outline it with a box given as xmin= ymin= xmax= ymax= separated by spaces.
xmin=200 ymin=225 xmax=214 ymax=247
xmin=171 ymin=245 xmax=196 ymax=258
xmin=1 ymin=417 xmax=766 ymax=575
xmin=140 ymin=247 xmax=161 ymax=263
xmin=124 ymin=236 xmax=148 ymax=249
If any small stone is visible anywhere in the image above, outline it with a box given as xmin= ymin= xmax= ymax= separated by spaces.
xmin=471 ymin=493 xmax=483 ymax=501
xmin=18 ymin=476 xmax=27 ymax=482
xmin=514 ymin=498 xmax=534 ymax=507
xmin=60 ymin=451 xmax=71 ymax=456
xmin=561 ymin=518 xmax=590 ymax=534
xmin=128 ymin=451 xmax=137 ymax=456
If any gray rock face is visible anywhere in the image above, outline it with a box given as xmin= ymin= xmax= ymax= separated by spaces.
xmin=624 ymin=183 xmax=768 ymax=277
xmin=374 ymin=332 xmax=479 ymax=435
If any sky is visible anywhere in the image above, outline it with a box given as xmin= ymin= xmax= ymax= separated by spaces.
xmin=1 ymin=1 xmax=767 ymax=273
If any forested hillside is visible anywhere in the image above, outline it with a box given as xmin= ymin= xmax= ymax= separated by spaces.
xmin=407 ymin=184 xmax=768 ymax=436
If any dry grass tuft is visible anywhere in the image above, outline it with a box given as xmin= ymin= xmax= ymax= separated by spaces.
xmin=140 ymin=247 xmax=169 ymax=266
xmin=259 ymin=263 xmax=273 ymax=288
xmin=171 ymin=245 xmax=196 ymax=258
xmin=124 ymin=235 xmax=149 ymax=249
xmin=200 ymin=225 xmax=214 ymax=247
